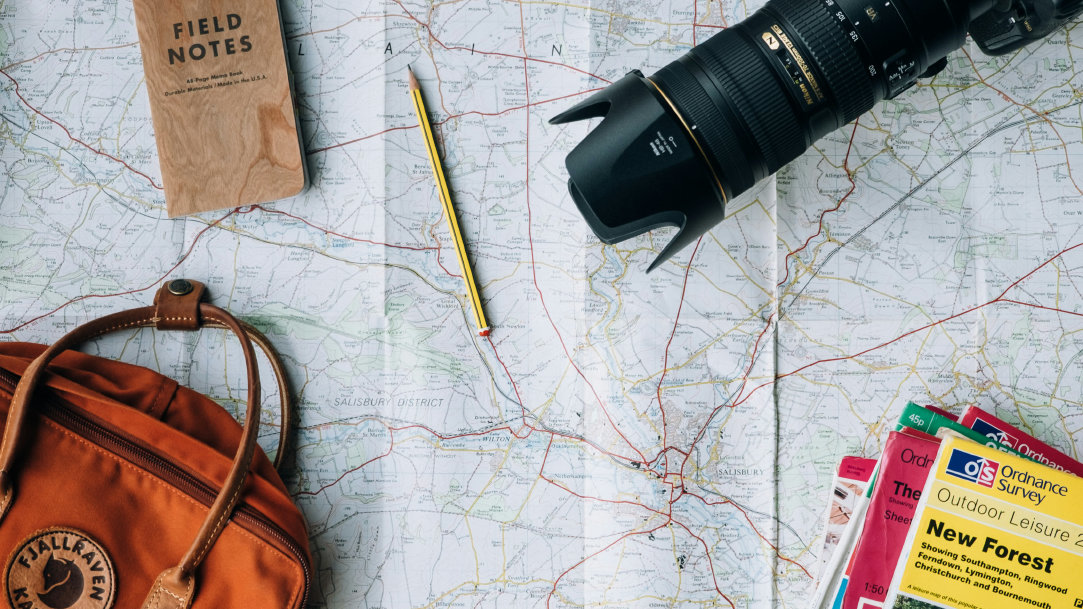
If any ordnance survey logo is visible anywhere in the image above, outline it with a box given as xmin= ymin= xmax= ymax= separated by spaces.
xmin=945 ymin=448 xmax=999 ymax=488
xmin=5 ymin=527 xmax=116 ymax=609
xmin=971 ymin=418 xmax=1016 ymax=447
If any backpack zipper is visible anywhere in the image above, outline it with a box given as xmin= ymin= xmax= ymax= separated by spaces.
xmin=0 ymin=367 xmax=311 ymax=607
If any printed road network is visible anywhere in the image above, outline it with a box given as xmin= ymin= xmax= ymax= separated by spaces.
xmin=1 ymin=0 xmax=1082 ymax=607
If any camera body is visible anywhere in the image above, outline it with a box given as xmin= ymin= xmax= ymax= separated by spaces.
xmin=971 ymin=0 xmax=1083 ymax=55
xmin=552 ymin=0 xmax=1082 ymax=271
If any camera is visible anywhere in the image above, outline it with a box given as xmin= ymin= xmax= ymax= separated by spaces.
xmin=552 ymin=0 xmax=1083 ymax=271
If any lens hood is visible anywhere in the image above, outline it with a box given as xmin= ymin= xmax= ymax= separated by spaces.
xmin=550 ymin=72 xmax=726 ymax=272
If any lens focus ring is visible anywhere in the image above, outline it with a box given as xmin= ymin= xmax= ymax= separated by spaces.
xmin=685 ymin=28 xmax=808 ymax=176
xmin=766 ymin=0 xmax=876 ymax=123
xmin=647 ymin=0 xmax=882 ymax=205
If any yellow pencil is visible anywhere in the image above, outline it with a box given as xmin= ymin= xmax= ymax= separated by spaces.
xmin=408 ymin=66 xmax=491 ymax=337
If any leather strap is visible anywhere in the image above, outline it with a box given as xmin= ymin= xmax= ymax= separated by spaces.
xmin=142 ymin=567 xmax=194 ymax=609
xmin=203 ymin=318 xmax=293 ymax=470
xmin=0 ymin=280 xmax=282 ymax=609
xmin=153 ymin=278 xmax=207 ymax=331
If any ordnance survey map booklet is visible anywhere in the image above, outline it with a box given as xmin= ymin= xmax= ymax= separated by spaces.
xmin=838 ymin=430 xmax=938 ymax=609
xmin=816 ymin=456 xmax=877 ymax=583
xmin=884 ymin=435 xmax=1083 ymax=609
xmin=812 ymin=404 xmax=1034 ymax=609
xmin=959 ymin=406 xmax=1083 ymax=478
xmin=818 ymin=405 xmax=1082 ymax=609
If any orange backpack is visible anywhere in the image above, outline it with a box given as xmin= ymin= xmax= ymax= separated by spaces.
xmin=0 ymin=280 xmax=310 ymax=609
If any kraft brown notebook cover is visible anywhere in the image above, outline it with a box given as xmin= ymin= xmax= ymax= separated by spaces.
xmin=133 ymin=0 xmax=306 ymax=216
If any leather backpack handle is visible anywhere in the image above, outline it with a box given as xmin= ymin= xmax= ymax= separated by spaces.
xmin=203 ymin=318 xmax=293 ymax=471
xmin=155 ymin=279 xmax=294 ymax=471
xmin=0 ymin=280 xmax=274 ymax=609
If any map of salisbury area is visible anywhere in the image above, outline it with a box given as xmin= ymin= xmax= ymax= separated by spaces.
xmin=2 ymin=0 xmax=1082 ymax=608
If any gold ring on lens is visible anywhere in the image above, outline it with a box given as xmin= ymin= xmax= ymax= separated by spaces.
xmin=645 ymin=78 xmax=728 ymax=205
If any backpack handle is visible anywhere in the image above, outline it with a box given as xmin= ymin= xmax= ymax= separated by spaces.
xmin=0 ymin=279 xmax=276 ymax=609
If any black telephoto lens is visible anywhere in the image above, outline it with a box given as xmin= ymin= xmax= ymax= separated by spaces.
xmin=552 ymin=0 xmax=995 ymax=271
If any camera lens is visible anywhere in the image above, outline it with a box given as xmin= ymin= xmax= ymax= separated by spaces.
xmin=553 ymin=0 xmax=993 ymax=270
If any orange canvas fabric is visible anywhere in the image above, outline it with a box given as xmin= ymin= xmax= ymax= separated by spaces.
xmin=0 ymin=343 xmax=310 ymax=608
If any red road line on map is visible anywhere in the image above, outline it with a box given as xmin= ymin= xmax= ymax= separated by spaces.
xmin=285 ymin=14 xmax=389 ymax=40
xmin=666 ymin=517 xmax=736 ymax=605
xmin=716 ymin=1 xmax=730 ymax=28
xmin=538 ymin=435 xmax=669 ymax=522
xmin=444 ymin=89 xmax=605 ymax=121
xmin=545 ymin=517 xmax=736 ymax=609
xmin=654 ymin=200 xmax=1083 ymax=583
xmin=666 ymin=241 xmax=1083 ymax=509
xmin=488 ymin=334 xmax=533 ymax=425
xmin=296 ymin=416 xmax=654 ymax=502
xmin=295 ymin=422 xmax=520 ymax=498
xmin=308 ymin=90 xmax=601 ymax=155
xmin=293 ymin=419 xmax=396 ymax=498
xmin=0 ymin=209 xmax=242 ymax=334
xmin=999 ymin=299 xmax=1083 ymax=318
xmin=537 ymin=465 xmax=730 ymax=572
xmin=293 ymin=427 xmax=594 ymax=500
xmin=536 ymin=432 xmax=556 ymax=476
xmin=994 ymin=242 xmax=1083 ymax=298
xmin=540 ymin=474 xmax=671 ymax=517
xmin=0 ymin=68 xmax=164 ymax=191
xmin=390 ymin=0 xmax=612 ymax=84
xmin=693 ymin=0 xmax=731 ymax=43
xmin=731 ymin=241 xmax=1083 ymax=411
xmin=516 ymin=167 xmax=650 ymax=460
xmin=307 ymin=125 xmax=415 ymax=155
xmin=292 ymin=416 xmax=652 ymax=500
xmin=545 ymin=523 xmax=671 ymax=609
xmin=428 ymin=222 xmax=462 ymax=279
xmin=394 ymin=420 xmax=640 ymax=463
xmin=655 ymin=238 xmax=703 ymax=451
xmin=673 ymin=119 xmax=858 ymax=448
xmin=255 ymin=205 xmax=439 ymax=251
xmin=683 ymin=490 xmax=812 ymax=577
xmin=539 ymin=471 xmax=739 ymax=597
xmin=777 ymin=120 xmax=859 ymax=288
xmin=433 ymin=42 xmax=611 ymax=83
xmin=295 ymin=446 xmax=396 ymax=498
xmin=295 ymin=413 xmax=786 ymax=598
xmin=1 ymin=203 xmax=449 ymax=333
xmin=961 ymin=49 xmax=1083 ymax=197
xmin=1 ymin=43 xmax=141 ymax=71
xmin=510 ymin=0 xmax=647 ymax=464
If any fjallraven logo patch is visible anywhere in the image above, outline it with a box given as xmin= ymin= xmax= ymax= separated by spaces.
xmin=4 ymin=528 xmax=116 ymax=609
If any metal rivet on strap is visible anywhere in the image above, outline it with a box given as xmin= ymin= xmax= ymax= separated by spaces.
xmin=167 ymin=279 xmax=194 ymax=296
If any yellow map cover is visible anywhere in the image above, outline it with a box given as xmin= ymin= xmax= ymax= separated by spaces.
xmin=884 ymin=434 xmax=1083 ymax=609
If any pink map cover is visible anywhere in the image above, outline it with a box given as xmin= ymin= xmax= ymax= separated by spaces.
xmin=841 ymin=430 xmax=938 ymax=609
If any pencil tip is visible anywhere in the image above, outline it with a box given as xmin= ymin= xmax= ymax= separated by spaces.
xmin=407 ymin=66 xmax=419 ymax=90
